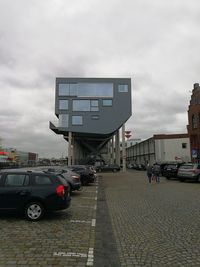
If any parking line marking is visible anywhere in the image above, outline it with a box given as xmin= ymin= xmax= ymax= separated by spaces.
xmin=53 ymin=251 xmax=87 ymax=258
xmin=91 ymin=219 xmax=96 ymax=227
xmin=86 ymin=248 xmax=94 ymax=266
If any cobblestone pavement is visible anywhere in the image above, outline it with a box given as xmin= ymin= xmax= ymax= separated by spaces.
xmin=2 ymin=170 xmax=200 ymax=267
xmin=0 ymin=181 xmax=98 ymax=267
xmin=95 ymin=170 xmax=200 ymax=267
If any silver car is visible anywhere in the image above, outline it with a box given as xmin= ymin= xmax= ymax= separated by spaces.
xmin=177 ymin=163 xmax=200 ymax=182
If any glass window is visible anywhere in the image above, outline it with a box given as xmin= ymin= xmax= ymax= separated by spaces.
xmin=5 ymin=174 xmax=28 ymax=186
xmin=91 ymin=100 xmax=99 ymax=111
xmin=91 ymin=107 xmax=99 ymax=111
xmin=59 ymin=100 xmax=68 ymax=110
xmin=182 ymin=143 xmax=187 ymax=149
xmin=118 ymin=84 xmax=128 ymax=92
xmin=77 ymin=83 xmax=113 ymax=97
xmin=58 ymin=84 xmax=70 ymax=96
xmin=69 ymin=84 xmax=78 ymax=95
xmin=59 ymin=114 xmax=69 ymax=127
xmin=72 ymin=116 xmax=83 ymax=125
xmin=91 ymin=100 xmax=98 ymax=107
xmin=73 ymin=100 xmax=90 ymax=111
xmin=35 ymin=175 xmax=52 ymax=185
xmin=102 ymin=99 xmax=112 ymax=106
xmin=73 ymin=100 xmax=99 ymax=111
xmin=192 ymin=114 xmax=197 ymax=129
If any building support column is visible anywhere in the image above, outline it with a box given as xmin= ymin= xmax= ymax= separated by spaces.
xmin=115 ymin=129 xmax=120 ymax=166
xmin=111 ymin=136 xmax=114 ymax=164
xmin=72 ymin=136 xmax=75 ymax=165
xmin=122 ymin=124 xmax=126 ymax=172
xmin=68 ymin=132 xmax=72 ymax=166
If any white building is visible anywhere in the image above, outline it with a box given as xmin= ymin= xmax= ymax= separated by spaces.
xmin=126 ymin=134 xmax=191 ymax=165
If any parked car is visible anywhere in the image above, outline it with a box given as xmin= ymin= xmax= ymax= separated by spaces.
xmin=163 ymin=162 xmax=185 ymax=179
xmin=95 ymin=164 xmax=120 ymax=172
xmin=177 ymin=163 xmax=200 ymax=182
xmin=67 ymin=165 xmax=96 ymax=185
xmin=0 ymin=169 xmax=71 ymax=221
xmin=37 ymin=166 xmax=81 ymax=193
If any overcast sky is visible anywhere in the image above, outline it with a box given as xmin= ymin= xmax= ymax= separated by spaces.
xmin=0 ymin=0 xmax=199 ymax=158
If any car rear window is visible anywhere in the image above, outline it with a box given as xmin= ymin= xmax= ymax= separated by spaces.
xmin=5 ymin=174 xmax=29 ymax=186
xmin=34 ymin=175 xmax=53 ymax=185
xmin=180 ymin=164 xmax=194 ymax=169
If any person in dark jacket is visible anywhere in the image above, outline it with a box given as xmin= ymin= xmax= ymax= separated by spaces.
xmin=146 ymin=163 xmax=153 ymax=183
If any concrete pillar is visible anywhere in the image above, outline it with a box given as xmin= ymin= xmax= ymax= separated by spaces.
xmin=122 ymin=124 xmax=126 ymax=172
xmin=72 ymin=137 xmax=75 ymax=165
xmin=68 ymin=132 xmax=72 ymax=166
xmin=111 ymin=136 xmax=114 ymax=164
xmin=115 ymin=129 xmax=120 ymax=166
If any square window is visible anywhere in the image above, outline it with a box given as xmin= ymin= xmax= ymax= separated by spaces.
xmin=182 ymin=143 xmax=187 ymax=149
xmin=102 ymin=99 xmax=112 ymax=106
xmin=58 ymin=84 xmax=70 ymax=96
xmin=118 ymin=84 xmax=128 ymax=92
xmin=91 ymin=100 xmax=99 ymax=107
xmin=72 ymin=116 xmax=83 ymax=125
xmin=59 ymin=100 xmax=68 ymax=110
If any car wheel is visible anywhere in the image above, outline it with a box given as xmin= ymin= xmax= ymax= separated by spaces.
xmin=25 ymin=202 xmax=44 ymax=221
xmin=179 ymin=178 xmax=185 ymax=182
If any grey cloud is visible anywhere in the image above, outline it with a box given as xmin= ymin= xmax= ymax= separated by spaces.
xmin=0 ymin=0 xmax=199 ymax=157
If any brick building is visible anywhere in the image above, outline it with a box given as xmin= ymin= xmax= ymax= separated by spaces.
xmin=187 ymin=83 xmax=200 ymax=161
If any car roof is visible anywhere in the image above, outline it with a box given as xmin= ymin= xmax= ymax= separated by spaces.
xmin=0 ymin=169 xmax=55 ymax=175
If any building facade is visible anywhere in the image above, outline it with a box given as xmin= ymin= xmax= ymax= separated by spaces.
xmin=50 ymin=77 xmax=132 ymax=165
xmin=126 ymin=134 xmax=191 ymax=165
xmin=187 ymin=83 xmax=200 ymax=161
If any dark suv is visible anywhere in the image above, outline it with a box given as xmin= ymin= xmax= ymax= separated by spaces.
xmin=163 ymin=162 xmax=185 ymax=179
xmin=0 ymin=169 xmax=71 ymax=221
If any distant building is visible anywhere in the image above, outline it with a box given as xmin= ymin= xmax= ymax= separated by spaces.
xmin=125 ymin=138 xmax=142 ymax=148
xmin=126 ymin=134 xmax=191 ymax=165
xmin=187 ymin=83 xmax=200 ymax=162
xmin=1 ymin=148 xmax=38 ymax=166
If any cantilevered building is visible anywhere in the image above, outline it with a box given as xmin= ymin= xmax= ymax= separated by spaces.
xmin=50 ymin=77 xmax=132 ymax=165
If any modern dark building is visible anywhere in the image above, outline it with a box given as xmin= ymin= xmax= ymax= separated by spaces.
xmin=50 ymin=77 xmax=132 ymax=165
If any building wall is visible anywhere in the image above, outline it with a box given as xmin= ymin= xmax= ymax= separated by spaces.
xmin=155 ymin=138 xmax=191 ymax=162
xmin=126 ymin=134 xmax=191 ymax=166
xmin=55 ymin=77 xmax=132 ymax=135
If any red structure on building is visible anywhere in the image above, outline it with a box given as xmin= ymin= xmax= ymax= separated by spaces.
xmin=187 ymin=83 xmax=200 ymax=161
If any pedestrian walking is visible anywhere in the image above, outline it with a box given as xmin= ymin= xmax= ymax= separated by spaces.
xmin=146 ymin=163 xmax=153 ymax=183
xmin=152 ymin=163 xmax=160 ymax=183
